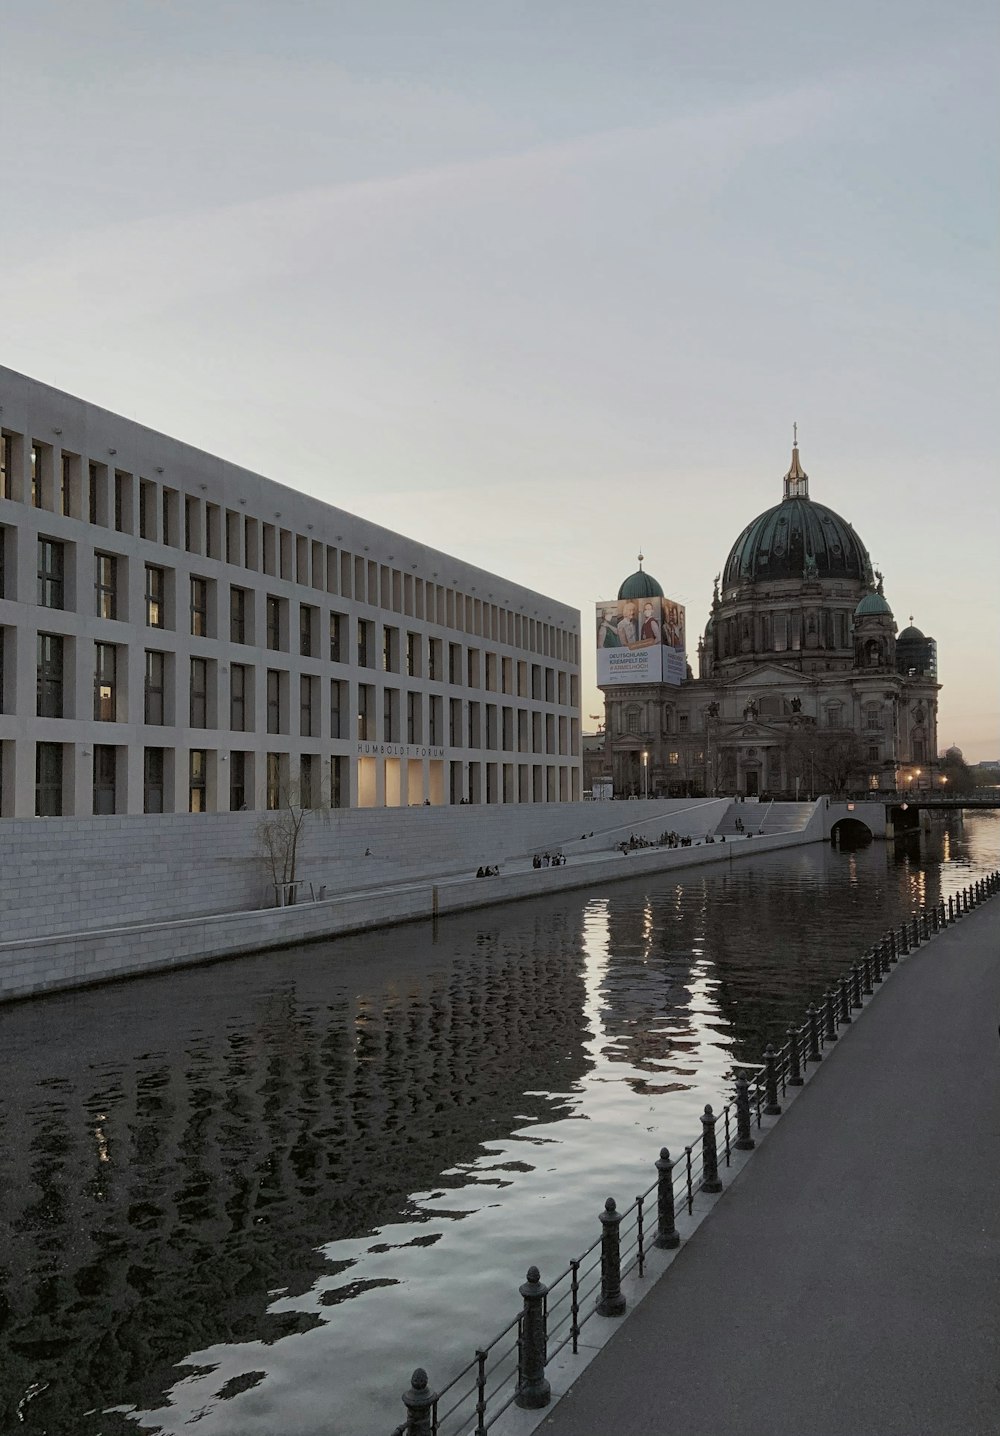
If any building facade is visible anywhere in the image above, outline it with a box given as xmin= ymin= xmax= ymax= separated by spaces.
xmin=0 ymin=367 xmax=581 ymax=818
xmin=598 ymin=443 xmax=939 ymax=798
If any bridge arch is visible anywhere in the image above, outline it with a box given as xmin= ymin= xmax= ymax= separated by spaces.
xmin=830 ymin=816 xmax=874 ymax=847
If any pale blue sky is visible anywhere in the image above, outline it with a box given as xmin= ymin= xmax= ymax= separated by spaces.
xmin=2 ymin=0 xmax=997 ymax=756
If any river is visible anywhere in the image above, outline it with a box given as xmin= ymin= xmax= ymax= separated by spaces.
xmin=1 ymin=811 xmax=996 ymax=1435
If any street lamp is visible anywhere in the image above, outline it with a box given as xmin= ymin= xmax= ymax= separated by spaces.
xmin=642 ymin=750 xmax=649 ymax=799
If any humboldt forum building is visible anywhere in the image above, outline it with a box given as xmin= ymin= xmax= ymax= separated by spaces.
xmin=0 ymin=367 xmax=582 ymax=819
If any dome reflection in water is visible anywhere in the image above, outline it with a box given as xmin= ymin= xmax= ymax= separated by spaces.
xmin=0 ymin=812 xmax=995 ymax=1436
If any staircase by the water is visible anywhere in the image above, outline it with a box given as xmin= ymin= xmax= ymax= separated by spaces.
xmin=714 ymin=800 xmax=815 ymax=836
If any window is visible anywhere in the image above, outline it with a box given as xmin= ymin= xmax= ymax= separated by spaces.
xmin=300 ymin=604 xmax=314 ymax=657
xmin=189 ymin=750 xmax=207 ymax=812
xmin=37 ymin=634 xmax=64 ymax=718
xmin=93 ymin=745 xmax=117 ymax=814
xmin=266 ymin=752 xmax=281 ymax=809
xmin=0 ymin=432 xmax=11 ymax=500
xmin=30 ymin=445 xmax=40 ymax=507
xmin=429 ymin=638 xmax=442 ymax=681
xmin=38 ymin=539 xmax=64 ymax=609
xmin=826 ymin=703 xmax=843 ymax=728
xmin=230 ymin=664 xmax=248 ymax=731
xmin=230 ymin=587 xmax=247 ymax=644
xmin=330 ymin=611 xmax=345 ymax=663
xmin=190 ymin=577 xmax=208 ymax=637
xmin=330 ymin=679 xmax=345 ymax=738
xmin=678 ymin=714 xmax=689 ymax=733
xmin=145 ymin=651 xmax=165 ymax=725
xmin=145 ymin=565 xmax=165 ymax=628
xmin=300 ymin=674 xmax=314 ymax=737
xmin=89 ymin=463 xmax=100 ymax=524
xmin=449 ymin=644 xmax=461 ymax=685
xmin=267 ymin=668 xmax=282 ymax=734
xmin=358 ymin=619 xmax=373 ymax=668
xmin=299 ymin=754 xmax=316 ymax=809
xmin=407 ymin=691 xmax=421 ymax=744
xmin=230 ymin=750 xmax=247 ymax=811
xmin=95 ymin=553 xmax=118 ymax=620
xmin=384 ymin=688 xmax=396 ymax=742
xmin=144 ymin=747 xmax=165 ymax=813
xmin=626 ymin=708 xmax=640 ymax=735
xmin=329 ymin=754 xmax=346 ymax=808
xmin=429 ymin=695 xmax=442 ymax=746
xmin=406 ymin=632 xmax=419 ymax=678
xmin=358 ymin=684 xmax=373 ymax=741
xmin=868 ymin=745 xmax=880 ymax=762
xmin=266 ymin=595 xmax=282 ymax=650
xmin=60 ymin=454 xmax=74 ymax=515
xmin=467 ymin=649 xmax=479 ymax=688
xmin=35 ymin=743 xmax=63 ymax=816
xmin=190 ymin=658 xmax=208 ymax=728
xmin=383 ymin=625 xmax=397 ymax=672
xmin=94 ymin=643 xmax=117 ymax=721
xmin=668 ymin=751 xmax=679 ymax=765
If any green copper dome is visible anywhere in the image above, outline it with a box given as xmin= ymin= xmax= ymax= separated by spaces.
xmin=854 ymin=591 xmax=893 ymax=618
xmin=722 ymin=445 xmax=873 ymax=588
xmin=618 ymin=566 xmax=664 ymax=600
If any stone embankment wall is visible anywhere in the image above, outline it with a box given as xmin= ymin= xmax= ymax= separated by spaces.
xmin=0 ymin=799 xmax=823 ymax=1003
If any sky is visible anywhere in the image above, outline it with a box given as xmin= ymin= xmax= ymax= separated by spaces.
xmin=2 ymin=0 xmax=997 ymax=759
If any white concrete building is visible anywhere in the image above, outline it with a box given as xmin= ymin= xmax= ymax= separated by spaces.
xmin=0 ymin=367 xmax=582 ymax=817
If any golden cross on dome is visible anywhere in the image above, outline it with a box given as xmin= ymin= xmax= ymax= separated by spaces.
xmin=637 ymin=552 xmax=644 ymax=569
xmin=793 ymin=421 xmax=798 ymax=446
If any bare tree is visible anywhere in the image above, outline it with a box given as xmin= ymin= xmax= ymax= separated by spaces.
xmin=255 ymin=780 xmax=311 ymax=904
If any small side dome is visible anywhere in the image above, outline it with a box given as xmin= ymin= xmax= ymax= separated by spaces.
xmin=897 ymin=623 xmax=925 ymax=643
xmin=854 ymin=591 xmax=893 ymax=619
xmin=618 ymin=566 xmax=664 ymax=599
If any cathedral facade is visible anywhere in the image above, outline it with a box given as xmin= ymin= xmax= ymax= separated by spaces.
xmin=597 ymin=444 xmax=939 ymax=799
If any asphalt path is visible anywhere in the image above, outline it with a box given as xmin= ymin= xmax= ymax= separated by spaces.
xmin=538 ymin=902 xmax=1000 ymax=1436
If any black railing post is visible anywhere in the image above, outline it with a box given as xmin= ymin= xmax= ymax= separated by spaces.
xmin=861 ymin=953 xmax=874 ymax=995
xmin=930 ymin=906 xmax=938 ymax=934
xmin=700 ymin=1105 xmax=723 ymax=1192
xmin=900 ymin=922 xmax=910 ymax=955
xmin=787 ymin=1025 xmax=804 ymax=1085
xmin=654 ymin=1148 xmax=680 ymax=1248
xmin=763 ymin=1045 xmax=781 ymax=1116
xmin=475 ymin=1349 xmax=488 ymax=1436
xmin=515 ymin=1267 xmax=550 ymax=1409
xmin=401 ymin=1369 xmax=436 ymax=1436
xmin=874 ymin=941 xmax=886 ymax=981
xmin=824 ymin=989 xmax=838 ymax=1042
xmin=839 ymin=974 xmax=853 ymax=1024
xmin=851 ymin=962 xmax=863 ymax=1009
xmin=734 ymin=1075 xmax=755 ymax=1151
xmin=889 ymin=927 xmax=898 ymax=963
xmin=939 ymin=899 xmax=946 ymax=927
xmin=921 ymin=911 xmax=929 ymax=940
xmin=912 ymin=915 xmax=920 ymax=946
xmin=806 ymin=1004 xmax=823 ymax=1063
xmin=596 ymin=1199 xmax=626 ymax=1317
xmin=948 ymin=895 xmax=954 ymax=922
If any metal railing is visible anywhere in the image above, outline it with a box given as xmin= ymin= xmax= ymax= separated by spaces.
xmin=390 ymin=870 xmax=1000 ymax=1435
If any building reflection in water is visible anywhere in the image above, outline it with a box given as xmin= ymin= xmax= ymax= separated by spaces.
xmin=0 ymin=812 xmax=994 ymax=1436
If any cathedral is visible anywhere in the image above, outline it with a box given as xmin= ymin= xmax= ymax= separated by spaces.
xmin=596 ymin=441 xmax=939 ymax=799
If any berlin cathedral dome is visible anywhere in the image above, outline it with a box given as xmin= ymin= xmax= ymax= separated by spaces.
xmin=722 ymin=444 xmax=873 ymax=588
xmin=594 ymin=436 xmax=941 ymax=801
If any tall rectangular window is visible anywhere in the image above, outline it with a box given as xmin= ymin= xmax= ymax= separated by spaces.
xmin=358 ymin=684 xmax=373 ymax=741
xmin=94 ymin=642 xmax=117 ymax=721
xmin=0 ymin=432 xmax=11 ymax=500
xmin=330 ymin=679 xmax=345 ymax=738
xmin=35 ymin=742 xmax=63 ymax=816
xmin=145 ymin=651 xmax=165 ymax=725
xmin=93 ymin=745 xmax=117 ymax=814
xmin=37 ymin=539 xmax=65 ymax=609
xmin=89 ymin=463 xmax=100 ymax=524
xmin=384 ymin=687 xmax=396 ymax=742
xmin=407 ymin=691 xmax=420 ymax=744
xmin=428 ymin=638 xmax=442 ymax=681
xmin=30 ymin=445 xmax=40 ymax=507
xmin=145 ymin=565 xmax=165 ymax=628
xmin=299 ymin=754 xmax=316 ymax=809
xmin=382 ymin=626 xmax=397 ymax=672
xmin=60 ymin=454 xmax=74 ymax=515
xmin=230 ymin=751 xmax=247 ymax=810
xmin=37 ymin=633 xmax=64 ymax=717
xmin=429 ymin=695 xmax=442 ymax=746
xmin=266 ymin=595 xmax=282 ymax=650
xmin=95 ymin=553 xmax=117 ymax=620
xmin=266 ymin=752 xmax=281 ymax=809
xmin=358 ymin=619 xmax=372 ymax=668
xmin=266 ymin=668 xmax=282 ymax=734
xmin=230 ymin=663 xmax=248 ymax=731
xmin=190 ymin=658 xmax=208 ymax=728
xmin=406 ymin=632 xmax=419 ymax=677
xmin=230 ymin=586 xmax=247 ymax=644
xmin=300 ymin=604 xmax=314 ymax=657
xmin=190 ymin=577 xmax=208 ymax=637
xmin=330 ymin=612 xmax=345 ymax=662
xmin=189 ymin=750 xmax=207 ymax=812
xmin=143 ymin=747 xmax=164 ymax=813
xmin=300 ymin=674 xmax=314 ymax=737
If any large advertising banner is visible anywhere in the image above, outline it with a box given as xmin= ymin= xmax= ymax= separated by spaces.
xmin=596 ymin=597 xmax=686 ymax=687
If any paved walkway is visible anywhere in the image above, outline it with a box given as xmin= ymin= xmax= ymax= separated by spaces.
xmin=537 ymin=903 xmax=1000 ymax=1436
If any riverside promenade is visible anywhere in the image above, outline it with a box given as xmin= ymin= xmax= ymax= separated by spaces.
xmin=534 ymin=902 xmax=1000 ymax=1436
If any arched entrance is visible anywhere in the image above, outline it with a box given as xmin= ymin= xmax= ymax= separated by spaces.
xmin=830 ymin=817 xmax=874 ymax=848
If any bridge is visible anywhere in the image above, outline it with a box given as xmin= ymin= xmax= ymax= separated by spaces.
xmin=843 ymin=789 xmax=1000 ymax=812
